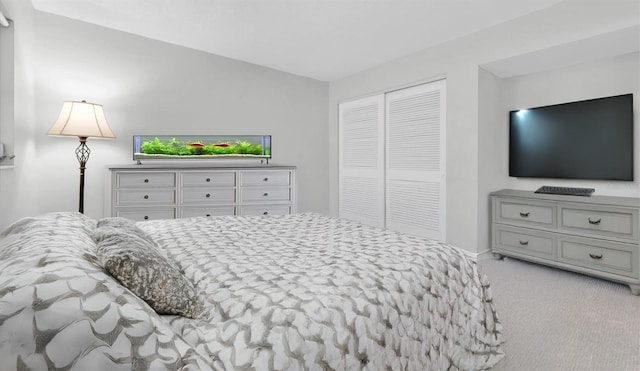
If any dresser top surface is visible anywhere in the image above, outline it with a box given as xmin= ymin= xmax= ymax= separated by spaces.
xmin=108 ymin=163 xmax=296 ymax=171
xmin=491 ymin=189 xmax=640 ymax=208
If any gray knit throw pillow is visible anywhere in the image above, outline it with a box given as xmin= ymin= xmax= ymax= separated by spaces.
xmin=94 ymin=218 xmax=202 ymax=319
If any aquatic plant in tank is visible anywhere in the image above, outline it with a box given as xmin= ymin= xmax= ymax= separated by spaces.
xmin=133 ymin=135 xmax=271 ymax=162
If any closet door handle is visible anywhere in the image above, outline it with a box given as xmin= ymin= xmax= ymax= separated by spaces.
xmin=588 ymin=218 xmax=602 ymax=225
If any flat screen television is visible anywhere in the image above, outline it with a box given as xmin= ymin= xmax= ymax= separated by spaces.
xmin=509 ymin=93 xmax=634 ymax=181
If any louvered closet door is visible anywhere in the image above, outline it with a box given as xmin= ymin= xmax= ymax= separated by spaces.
xmin=385 ymin=80 xmax=446 ymax=240
xmin=338 ymin=95 xmax=385 ymax=227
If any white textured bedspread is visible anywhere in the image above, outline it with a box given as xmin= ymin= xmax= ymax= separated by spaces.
xmin=0 ymin=212 xmax=504 ymax=370
xmin=141 ymin=213 xmax=504 ymax=370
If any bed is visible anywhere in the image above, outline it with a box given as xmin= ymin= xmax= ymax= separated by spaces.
xmin=0 ymin=212 xmax=504 ymax=370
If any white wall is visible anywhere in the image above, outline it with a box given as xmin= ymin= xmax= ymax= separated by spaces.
xmin=475 ymin=52 xmax=640 ymax=255
xmin=329 ymin=1 xmax=639 ymax=254
xmin=0 ymin=0 xmax=36 ymax=230
xmin=496 ymin=52 xmax=640 ymax=196
xmin=475 ymin=23 xmax=640 ymax=257
xmin=2 ymin=1 xmax=638 ymax=254
xmin=0 ymin=4 xmax=329 ymax=229
xmin=477 ymin=67 xmax=505 ymax=257
xmin=0 ymin=1 xmax=14 ymax=169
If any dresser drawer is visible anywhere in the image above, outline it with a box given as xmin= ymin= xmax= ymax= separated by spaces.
xmin=558 ymin=236 xmax=638 ymax=278
xmin=181 ymin=206 xmax=235 ymax=218
xmin=181 ymin=171 xmax=236 ymax=187
xmin=240 ymin=171 xmax=291 ymax=186
xmin=495 ymin=198 xmax=556 ymax=228
xmin=181 ymin=188 xmax=236 ymax=204
xmin=560 ymin=204 xmax=638 ymax=242
xmin=494 ymin=225 xmax=555 ymax=259
xmin=117 ymin=190 xmax=176 ymax=205
xmin=115 ymin=208 xmax=176 ymax=221
xmin=116 ymin=172 xmax=175 ymax=188
xmin=238 ymin=205 xmax=292 ymax=216
xmin=239 ymin=187 xmax=291 ymax=203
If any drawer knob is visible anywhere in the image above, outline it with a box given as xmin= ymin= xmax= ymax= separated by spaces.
xmin=144 ymin=216 xmax=149 ymax=220
xmin=206 ymin=214 xmax=211 ymax=217
xmin=206 ymin=178 xmax=211 ymax=182
xmin=144 ymin=195 xmax=149 ymax=200
xmin=519 ymin=212 xmax=530 ymax=218
xmin=589 ymin=253 xmax=603 ymax=260
xmin=588 ymin=218 xmax=602 ymax=225
xmin=144 ymin=178 xmax=149 ymax=183
xmin=263 ymin=177 xmax=269 ymax=181
xmin=263 ymin=192 xmax=268 ymax=197
xmin=205 ymin=193 xmax=211 ymax=198
xmin=519 ymin=240 xmax=529 ymax=246
xmin=263 ymin=211 xmax=269 ymax=215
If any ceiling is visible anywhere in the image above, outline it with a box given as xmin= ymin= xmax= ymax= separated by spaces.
xmin=30 ymin=0 xmax=569 ymax=81
xmin=482 ymin=24 xmax=640 ymax=78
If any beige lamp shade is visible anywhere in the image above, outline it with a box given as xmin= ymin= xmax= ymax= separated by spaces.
xmin=48 ymin=100 xmax=115 ymax=138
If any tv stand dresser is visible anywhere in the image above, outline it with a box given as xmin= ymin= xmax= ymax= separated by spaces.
xmin=491 ymin=189 xmax=640 ymax=295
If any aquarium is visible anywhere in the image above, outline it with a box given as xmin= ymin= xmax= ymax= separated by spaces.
xmin=133 ymin=135 xmax=271 ymax=162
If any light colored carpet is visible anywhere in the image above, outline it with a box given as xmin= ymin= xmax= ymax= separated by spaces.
xmin=479 ymin=257 xmax=640 ymax=371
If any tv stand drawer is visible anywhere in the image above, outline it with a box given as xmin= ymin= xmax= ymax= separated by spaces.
xmin=496 ymin=198 xmax=555 ymax=227
xmin=558 ymin=236 xmax=638 ymax=278
xmin=559 ymin=204 xmax=638 ymax=242
xmin=494 ymin=225 xmax=555 ymax=260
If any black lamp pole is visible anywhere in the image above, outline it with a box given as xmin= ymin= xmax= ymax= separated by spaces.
xmin=75 ymin=136 xmax=90 ymax=214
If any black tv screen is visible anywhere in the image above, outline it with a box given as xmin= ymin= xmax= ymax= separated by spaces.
xmin=509 ymin=94 xmax=634 ymax=181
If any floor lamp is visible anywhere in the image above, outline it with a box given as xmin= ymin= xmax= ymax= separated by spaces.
xmin=48 ymin=100 xmax=115 ymax=214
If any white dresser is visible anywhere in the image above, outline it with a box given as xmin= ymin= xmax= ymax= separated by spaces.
xmin=491 ymin=189 xmax=640 ymax=295
xmin=108 ymin=164 xmax=296 ymax=221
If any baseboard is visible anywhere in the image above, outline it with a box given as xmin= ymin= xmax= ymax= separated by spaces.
xmin=459 ymin=248 xmax=494 ymax=261
xmin=476 ymin=250 xmax=495 ymax=261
